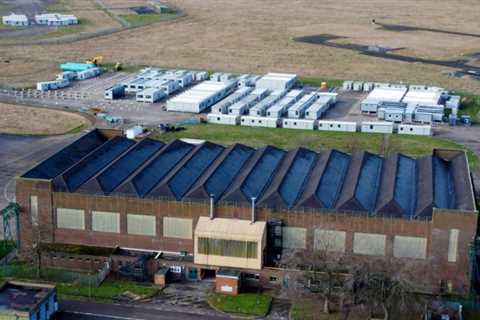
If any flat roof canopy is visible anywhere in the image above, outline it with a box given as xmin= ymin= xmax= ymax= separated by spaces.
xmin=195 ymin=217 xmax=266 ymax=242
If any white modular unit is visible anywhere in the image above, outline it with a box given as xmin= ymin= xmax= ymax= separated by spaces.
xmin=136 ymin=88 xmax=166 ymax=103
xmin=211 ymin=87 xmax=253 ymax=114
xmin=124 ymin=78 xmax=147 ymax=93
xmin=318 ymin=92 xmax=338 ymax=104
xmin=304 ymin=95 xmax=334 ymax=120
xmin=402 ymin=86 xmax=443 ymax=106
xmin=342 ymin=81 xmax=353 ymax=91
xmin=76 ymin=67 xmax=101 ymax=80
xmin=195 ymin=71 xmax=209 ymax=81
xmin=415 ymin=105 xmax=445 ymax=122
xmin=249 ymin=90 xmax=285 ymax=116
xmin=167 ymin=80 xmax=237 ymax=113
xmin=398 ymin=124 xmax=432 ymax=136
xmin=405 ymin=104 xmax=416 ymax=123
xmin=446 ymin=95 xmax=460 ymax=116
xmin=209 ymin=72 xmax=222 ymax=82
xmin=36 ymin=79 xmax=70 ymax=91
xmin=228 ymin=94 xmax=260 ymax=115
xmin=207 ymin=114 xmax=240 ymax=125
xmin=250 ymin=88 xmax=270 ymax=99
xmin=126 ymin=126 xmax=143 ymax=139
xmin=220 ymin=73 xmax=236 ymax=82
xmin=352 ymin=81 xmax=364 ymax=91
xmin=169 ymin=71 xmax=194 ymax=88
xmin=265 ymin=90 xmax=302 ymax=118
xmin=414 ymin=112 xmax=433 ymax=124
xmin=317 ymin=121 xmax=357 ymax=132
xmin=35 ymin=13 xmax=78 ymax=25
xmin=56 ymin=71 xmax=76 ymax=81
xmin=240 ymin=116 xmax=279 ymax=128
xmin=282 ymin=119 xmax=316 ymax=130
xmin=2 ymin=14 xmax=29 ymax=26
xmin=377 ymin=108 xmax=386 ymax=120
xmin=287 ymin=92 xmax=318 ymax=118
xmin=382 ymin=108 xmax=405 ymax=123
xmin=361 ymin=86 xmax=408 ymax=113
xmin=363 ymin=82 xmax=374 ymax=92
xmin=256 ymin=73 xmax=297 ymax=91
xmin=361 ymin=121 xmax=394 ymax=134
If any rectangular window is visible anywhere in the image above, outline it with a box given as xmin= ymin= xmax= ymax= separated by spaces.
xmin=30 ymin=195 xmax=38 ymax=226
xmin=353 ymin=232 xmax=386 ymax=256
xmin=163 ymin=217 xmax=192 ymax=239
xmin=92 ymin=211 xmax=120 ymax=233
xmin=448 ymin=229 xmax=459 ymax=262
xmin=393 ymin=236 xmax=427 ymax=259
xmin=127 ymin=214 xmax=156 ymax=236
xmin=314 ymin=229 xmax=346 ymax=253
xmin=56 ymin=208 xmax=85 ymax=230
xmin=197 ymin=238 xmax=257 ymax=259
xmin=282 ymin=227 xmax=307 ymax=249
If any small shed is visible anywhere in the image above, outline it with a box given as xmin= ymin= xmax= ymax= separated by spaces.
xmin=216 ymin=268 xmax=241 ymax=295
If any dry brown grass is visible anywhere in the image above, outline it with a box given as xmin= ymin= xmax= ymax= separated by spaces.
xmin=0 ymin=0 xmax=479 ymax=92
xmin=0 ymin=103 xmax=91 ymax=135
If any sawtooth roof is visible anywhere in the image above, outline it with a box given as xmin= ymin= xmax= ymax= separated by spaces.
xmin=21 ymin=130 xmax=477 ymax=218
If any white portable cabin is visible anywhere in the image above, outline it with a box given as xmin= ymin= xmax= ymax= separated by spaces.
xmin=318 ymin=92 xmax=338 ymax=104
xmin=352 ymin=81 xmax=364 ymax=91
xmin=77 ymin=67 xmax=101 ymax=80
xmin=361 ymin=121 xmax=394 ymax=134
xmin=195 ymin=71 xmax=209 ymax=82
xmin=342 ymin=81 xmax=353 ymax=91
xmin=240 ymin=116 xmax=279 ymax=128
xmin=317 ymin=120 xmax=357 ymax=132
xmin=377 ymin=107 xmax=405 ymax=123
xmin=398 ymin=124 xmax=432 ymax=136
xmin=265 ymin=89 xmax=303 ymax=118
xmin=304 ymin=95 xmax=334 ymax=120
xmin=220 ymin=73 xmax=236 ymax=82
xmin=211 ymin=87 xmax=253 ymax=114
xmin=167 ymin=80 xmax=237 ymax=113
xmin=164 ymin=70 xmax=194 ymax=88
xmin=209 ymin=72 xmax=223 ymax=82
xmin=414 ymin=112 xmax=433 ymax=124
xmin=361 ymin=86 xmax=408 ymax=113
xmin=35 ymin=13 xmax=78 ymax=25
xmin=2 ymin=13 xmax=29 ymax=26
xmin=282 ymin=119 xmax=316 ymax=130
xmin=249 ymin=90 xmax=285 ymax=116
xmin=126 ymin=126 xmax=143 ymax=139
xmin=56 ymin=71 xmax=76 ymax=81
xmin=363 ymin=82 xmax=374 ymax=92
xmin=256 ymin=73 xmax=297 ymax=91
xmin=446 ymin=95 xmax=460 ymax=116
xmin=136 ymin=87 xmax=166 ymax=103
xmin=207 ymin=114 xmax=240 ymax=125
xmin=402 ymin=86 xmax=443 ymax=106
xmin=36 ymin=79 xmax=70 ymax=91
xmin=228 ymin=94 xmax=260 ymax=115
xmin=287 ymin=92 xmax=318 ymax=118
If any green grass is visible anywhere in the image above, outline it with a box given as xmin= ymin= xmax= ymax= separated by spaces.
xmin=119 ymin=13 xmax=180 ymax=28
xmin=57 ymin=279 xmax=160 ymax=302
xmin=291 ymin=301 xmax=342 ymax=320
xmin=41 ymin=243 xmax=114 ymax=256
xmin=101 ymin=62 xmax=146 ymax=73
xmin=153 ymin=124 xmax=479 ymax=169
xmin=47 ymin=0 xmax=70 ymax=13
xmin=456 ymin=92 xmax=480 ymax=124
xmin=208 ymin=293 xmax=272 ymax=317
xmin=298 ymin=76 xmax=344 ymax=88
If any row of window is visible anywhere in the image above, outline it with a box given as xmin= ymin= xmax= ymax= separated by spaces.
xmin=197 ymin=237 xmax=258 ymax=259
xmin=55 ymin=208 xmax=193 ymax=239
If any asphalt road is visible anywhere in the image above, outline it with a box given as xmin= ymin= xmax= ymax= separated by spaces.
xmin=53 ymin=300 xmax=231 ymax=320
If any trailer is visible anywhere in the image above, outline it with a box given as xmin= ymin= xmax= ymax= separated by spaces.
xmin=282 ymin=119 xmax=316 ymax=130
xmin=207 ymin=114 xmax=240 ymax=125
xmin=304 ymin=95 xmax=334 ymax=120
xmin=249 ymin=90 xmax=285 ymax=116
xmin=287 ymin=92 xmax=318 ymax=118
xmin=361 ymin=121 xmax=394 ymax=134
xmin=36 ymin=79 xmax=70 ymax=91
xmin=240 ymin=116 xmax=279 ymax=128
xmin=77 ymin=67 xmax=101 ymax=80
xmin=136 ymin=87 xmax=166 ymax=103
xmin=317 ymin=120 xmax=357 ymax=132
xmin=398 ymin=124 xmax=432 ymax=136
xmin=265 ymin=90 xmax=303 ymax=118
xmin=211 ymin=87 xmax=253 ymax=114
xmin=104 ymin=85 xmax=125 ymax=100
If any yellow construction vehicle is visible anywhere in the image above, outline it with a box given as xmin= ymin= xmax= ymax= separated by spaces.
xmin=86 ymin=56 xmax=103 ymax=66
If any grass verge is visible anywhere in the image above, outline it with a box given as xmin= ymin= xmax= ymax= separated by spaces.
xmin=298 ymin=76 xmax=343 ymax=88
xmin=57 ymin=279 xmax=160 ymax=302
xmin=153 ymin=124 xmax=479 ymax=169
xmin=119 ymin=12 xmax=180 ymax=28
xmin=457 ymin=92 xmax=480 ymax=124
xmin=0 ymin=241 xmax=16 ymax=260
xmin=47 ymin=0 xmax=70 ymax=13
xmin=208 ymin=293 xmax=272 ymax=317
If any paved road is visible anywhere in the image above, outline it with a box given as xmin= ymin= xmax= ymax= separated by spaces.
xmin=53 ymin=300 xmax=231 ymax=320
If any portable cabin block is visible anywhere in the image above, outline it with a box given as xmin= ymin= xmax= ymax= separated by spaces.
xmin=282 ymin=119 xmax=316 ymax=130
xmin=317 ymin=120 xmax=357 ymax=132
xmin=361 ymin=121 xmax=394 ymax=134
xmin=207 ymin=114 xmax=240 ymax=125
xmin=398 ymin=124 xmax=432 ymax=136
xmin=240 ymin=116 xmax=279 ymax=128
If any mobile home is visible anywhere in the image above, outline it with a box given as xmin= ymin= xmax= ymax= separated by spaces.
xmin=287 ymin=92 xmax=318 ymax=118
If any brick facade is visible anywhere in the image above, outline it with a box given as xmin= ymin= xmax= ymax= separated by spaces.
xmin=16 ymin=179 xmax=478 ymax=294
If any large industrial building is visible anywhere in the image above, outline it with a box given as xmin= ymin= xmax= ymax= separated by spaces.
xmin=16 ymin=129 xmax=477 ymax=294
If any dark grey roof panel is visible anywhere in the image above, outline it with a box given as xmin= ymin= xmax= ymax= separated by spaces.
xmin=336 ymin=151 xmax=366 ymax=211
xmin=394 ymin=155 xmax=417 ymax=217
xmin=375 ymin=154 xmax=402 ymax=216
xmin=355 ymin=153 xmax=383 ymax=212
xmin=59 ymin=136 xmax=135 ymax=192
xmin=433 ymin=156 xmax=456 ymax=209
xmin=415 ymin=155 xmax=434 ymax=217
xmin=23 ymin=130 xmax=108 ymax=180
xmin=316 ymin=150 xmax=351 ymax=208
xmin=450 ymin=154 xmax=475 ymax=211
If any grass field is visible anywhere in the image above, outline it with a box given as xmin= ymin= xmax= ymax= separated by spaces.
xmin=1 ymin=0 xmax=479 ymax=92
xmin=154 ymin=124 xmax=479 ymax=169
xmin=0 ymin=103 xmax=91 ymax=135
xmin=208 ymin=293 xmax=272 ymax=317
xmin=458 ymin=93 xmax=480 ymax=123
xmin=120 ymin=12 xmax=181 ymax=28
